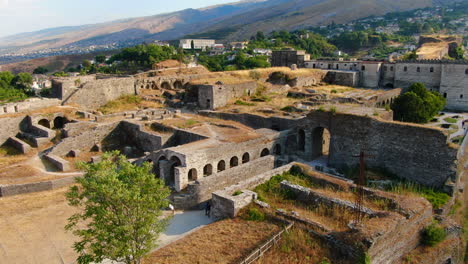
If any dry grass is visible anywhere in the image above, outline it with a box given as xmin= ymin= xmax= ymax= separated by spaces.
xmin=256 ymin=227 xmax=345 ymax=264
xmin=232 ymin=67 xmax=325 ymax=79
xmin=97 ymin=95 xmax=163 ymax=114
xmin=0 ymin=146 xmax=29 ymax=168
xmin=143 ymin=218 xmax=281 ymax=264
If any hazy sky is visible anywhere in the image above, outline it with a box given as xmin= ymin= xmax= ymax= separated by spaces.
xmin=0 ymin=0 xmax=236 ymax=37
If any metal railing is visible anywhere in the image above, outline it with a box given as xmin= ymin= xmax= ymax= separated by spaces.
xmin=238 ymin=222 xmax=294 ymax=264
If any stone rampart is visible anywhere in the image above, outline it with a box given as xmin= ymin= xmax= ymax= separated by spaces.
xmin=0 ymin=98 xmax=61 ymax=115
xmin=0 ymin=174 xmax=82 ymax=197
xmin=0 ymin=115 xmax=29 ymax=145
xmin=211 ymin=190 xmax=257 ymax=220
xmin=53 ymin=75 xmax=137 ymax=108
xmin=296 ymin=111 xmax=458 ymax=188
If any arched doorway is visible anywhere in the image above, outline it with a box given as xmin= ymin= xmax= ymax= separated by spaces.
xmin=298 ymin=129 xmax=305 ymax=151
xmin=38 ymin=119 xmax=50 ymax=129
xmin=155 ymin=156 xmax=168 ymax=178
xmin=161 ymin=81 xmax=171 ymax=90
xmin=188 ymin=168 xmax=198 ymax=181
xmin=230 ymin=156 xmax=239 ymax=168
xmin=173 ymin=80 xmax=183 ymax=89
xmin=217 ymin=160 xmax=226 ymax=172
xmin=168 ymin=156 xmax=182 ymax=187
xmin=53 ymin=116 xmax=67 ymax=129
xmin=203 ymin=164 xmax=213 ymax=176
xmin=274 ymin=144 xmax=282 ymax=155
xmin=261 ymin=148 xmax=270 ymax=157
xmin=242 ymin=153 xmax=250 ymax=164
xmin=312 ymin=127 xmax=331 ymax=160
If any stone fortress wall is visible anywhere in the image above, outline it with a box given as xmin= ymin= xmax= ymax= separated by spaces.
xmin=304 ymin=58 xmax=468 ymax=111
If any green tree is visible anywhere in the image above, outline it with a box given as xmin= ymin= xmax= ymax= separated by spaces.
xmin=0 ymin=71 xmax=15 ymax=87
xmin=95 ymin=54 xmax=107 ymax=64
xmin=82 ymin=60 xmax=92 ymax=68
xmin=391 ymin=83 xmax=446 ymax=123
xmin=190 ymin=40 xmax=195 ymax=50
xmin=66 ymin=152 xmax=171 ymax=264
xmin=33 ymin=66 xmax=49 ymax=74
xmin=12 ymin=72 xmax=33 ymax=91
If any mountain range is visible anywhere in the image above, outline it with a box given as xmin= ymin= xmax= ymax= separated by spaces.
xmin=0 ymin=0 xmax=450 ymax=57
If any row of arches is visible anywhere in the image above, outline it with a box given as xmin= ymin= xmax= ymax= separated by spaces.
xmin=185 ymin=146 xmax=282 ymax=183
xmin=38 ymin=116 xmax=68 ymax=130
xmin=137 ymin=79 xmax=188 ymax=90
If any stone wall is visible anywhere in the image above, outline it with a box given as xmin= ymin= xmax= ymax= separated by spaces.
xmin=53 ymin=75 xmax=137 ymax=108
xmin=211 ymin=190 xmax=257 ymax=220
xmin=295 ymin=111 xmax=458 ymax=188
xmin=0 ymin=98 xmax=61 ymax=115
xmin=322 ymin=71 xmax=359 ymax=87
xmin=0 ymin=116 xmax=28 ymax=145
xmin=440 ymin=64 xmax=468 ymax=111
xmin=359 ymin=62 xmax=382 ymax=88
xmin=49 ymin=122 xmax=119 ymax=157
xmin=0 ymin=175 xmax=81 ymax=197
xmin=174 ymin=156 xmax=276 ymax=209
xmin=198 ymin=111 xmax=300 ymax=131
xmin=196 ymin=81 xmax=257 ymax=109
xmin=394 ymin=62 xmax=443 ymax=90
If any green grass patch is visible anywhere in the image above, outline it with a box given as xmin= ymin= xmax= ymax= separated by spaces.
xmin=234 ymin=100 xmax=255 ymax=106
xmin=232 ymin=190 xmax=243 ymax=196
xmin=243 ymin=208 xmax=266 ymax=222
xmin=386 ymin=182 xmax=450 ymax=209
xmin=443 ymin=117 xmax=458 ymax=124
xmin=452 ymin=135 xmax=465 ymax=144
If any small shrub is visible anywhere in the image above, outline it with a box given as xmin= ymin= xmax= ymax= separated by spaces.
xmin=316 ymin=107 xmax=325 ymax=112
xmin=331 ymin=89 xmax=338 ymax=94
xmin=249 ymin=70 xmax=261 ymax=80
xmin=74 ymin=79 xmax=81 ymax=86
xmin=39 ymin=88 xmax=51 ymax=97
xmin=385 ymin=104 xmax=391 ymax=111
xmin=329 ymin=106 xmax=337 ymax=114
xmin=245 ymin=208 xmax=265 ymax=222
xmin=232 ymin=190 xmax=243 ymax=196
xmin=422 ymin=222 xmax=446 ymax=246
xmin=281 ymin=106 xmax=296 ymax=112
xmin=358 ymin=252 xmax=371 ymax=264
xmin=373 ymin=110 xmax=379 ymax=116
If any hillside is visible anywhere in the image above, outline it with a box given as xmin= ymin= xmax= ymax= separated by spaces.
xmin=0 ymin=51 xmax=117 ymax=74
xmin=0 ymin=0 xmax=435 ymax=62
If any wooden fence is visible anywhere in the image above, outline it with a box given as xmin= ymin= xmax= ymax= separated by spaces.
xmin=238 ymin=222 xmax=294 ymax=264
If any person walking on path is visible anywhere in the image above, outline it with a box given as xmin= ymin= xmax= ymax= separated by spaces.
xmin=205 ymin=201 xmax=211 ymax=218
xmin=168 ymin=203 xmax=175 ymax=216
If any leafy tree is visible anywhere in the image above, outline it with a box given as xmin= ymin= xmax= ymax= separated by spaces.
xmin=0 ymin=71 xmax=15 ymax=86
xmin=401 ymin=51 xmax=418 ymax=60
xmin=391 ymin=83 xmax=445 ymax=123
xmin=12 ymin=72 xmax=33 ymax=91
xmin=95 ymin=54 xmax=107 ymax=64
xmin=82 ymin=60 xmax=92 ymax=68
xmin=66 ymin=152 xmax=171 ymax=264
xmin=190 ymin=40 xmax=195 ymax=50
xmin=33 ymin=66 xmax=49 ymax=74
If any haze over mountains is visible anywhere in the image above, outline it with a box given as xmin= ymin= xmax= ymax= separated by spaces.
xmin=0 ymin=0 xmax=453 ymax=59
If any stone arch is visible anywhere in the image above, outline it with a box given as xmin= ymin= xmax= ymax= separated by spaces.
xmin=312 ymin=127 xmax=331 ymax=160
xmin=230 ymin=156 xmax=239 ymax=168
xmin=430 ymin=67 xmax=434 ymax=73
xmin=173 ymin=80 xmax=183 ymax=89
xmin=274 ymin=144 xmax=282 ymax=155
xmin=203 ymin=164 xmax=213 ymax=176
xmin=161 ymin=81 xmax=171 ymax=90
xmin=298 ymin=129 xmax=305 ymax=151
xmin=38 ymin=119 xmax=50 ymax=129
xmin=465 ymin=69 xmax=468 ymax=75
xmin=155 ymin=156 xmax=168 ymax=178
xmin=53 ymin=116 xmax=67 ymax=129
xmin=188 ymin=168 xmax=198 ymax=181
xmin=152 ymin=81 xmax=157 ymax=89
xmin=242 ymin=153 xmax=250 ymax=164
xmin=417 ymin=67 xmax=421 ymax=72
xmin=168 ymin=156 xmax=182 ymax=187
xmin=384 ymin=83 xmax=394 ymax=88
xmin=404 ymin=66 xmax=408 ymax=72
xmin=217 ymin=160 xmax=226 ymax=172
xmin=260 ymin=148 xmax=270 ymax=157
